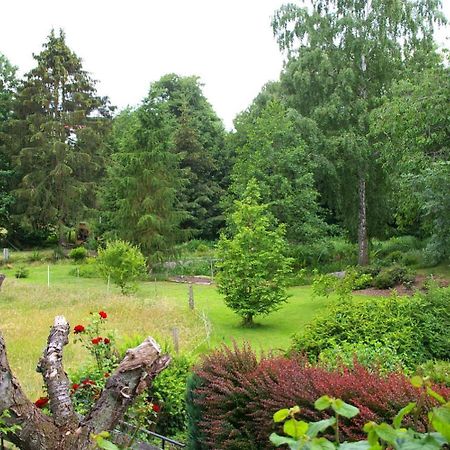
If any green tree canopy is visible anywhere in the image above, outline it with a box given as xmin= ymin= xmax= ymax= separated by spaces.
xmin=144 ymin=74 xmax=228 ymax=239
xmin=101 ymin=107 xmax=185 ymax=260
xmin=230 ymin=99 xmax=327 ymax=243
xmin=371 ymin=65 xmax=450 ymax=262
xmin=10 ymin=29 xmax=113 ymax=241
xmin=216 ymin=180 xmax=293 ymax=326
xmin=272 ymin=0 xmax=445 ymax=264
xmin=0 ymin=53 xmax=18 ymax=230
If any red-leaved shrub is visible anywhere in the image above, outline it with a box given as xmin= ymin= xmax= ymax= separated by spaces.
xmin=188 ymin=344 xmax=450 ymax=449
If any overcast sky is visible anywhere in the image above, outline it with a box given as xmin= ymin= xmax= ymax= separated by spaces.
xmin=1 ymin=0 xmax=449 ymax=129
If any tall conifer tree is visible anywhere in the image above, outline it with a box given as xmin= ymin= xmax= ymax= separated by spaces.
xmin=11 ymin=29 xmax=113 ymax=241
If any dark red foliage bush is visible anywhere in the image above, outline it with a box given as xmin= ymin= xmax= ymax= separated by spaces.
xmin=189 ymin=344 xmax=450 ymax=450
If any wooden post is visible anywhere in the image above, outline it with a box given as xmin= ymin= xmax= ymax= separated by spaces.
xmin=172 ymin=327 xmax=179 ymax=354
xmin=188 ymin=284 xmax=194 ymax=310
xmin=210 ymin=260 xmax=214 ymax=282
xmin=107 ymin=274 xmax=111 ymax=294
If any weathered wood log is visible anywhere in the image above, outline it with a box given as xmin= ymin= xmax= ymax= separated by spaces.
xmin=0 ymin=316 xmax=170 ymax=450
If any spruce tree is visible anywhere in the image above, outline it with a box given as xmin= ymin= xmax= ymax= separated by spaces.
xmin=0 ymin=53 xmax=17 ymax=231
xmin=11 ymin=29 xmax=113 ymax=241
xmin=145 ymin=74 xmax=228 ymax=239
xmin=101 ymin=108 xmax=185 ymax=260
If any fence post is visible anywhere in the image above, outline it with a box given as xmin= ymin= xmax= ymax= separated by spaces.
xmin=172 ymin=327 xmax=179 ymax=354
xmin=188 ymin=284 xmax=194 ymax=310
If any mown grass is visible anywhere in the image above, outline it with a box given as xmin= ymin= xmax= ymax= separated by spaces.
xmin=0 ymin=261 xmax=329 ymax=398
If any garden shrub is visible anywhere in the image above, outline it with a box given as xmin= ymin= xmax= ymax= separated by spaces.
xmin=14 ymin=266 xmax=29 ymax=278
xmin=372 ymin=265 xmax=415 ymax=289
xmin=187 ymin=343 xmax=449 ymax=449
xmin=317 ymin=342 xmax=404 ymax=374
xmin=371 ymin=235 xmax=424 ymax=260
xmin=417 ymin=360 xmax=450 ymax=386
xmin=289 ymin=238 xmax=357 ymax=272
xmin=150 ymin=354 xmax=193 ymax=437
xmin=96 ymin=240 xmax=146 ymax=294
xmin=69 ymin=246 xmax=88 ymax=262
xmin=292 ymin=287 xmax=450 ymax=367
xmin=68 ymin=258 xmax=99 ymax=278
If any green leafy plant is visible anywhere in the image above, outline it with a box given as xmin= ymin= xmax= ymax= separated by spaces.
xmin=96 ymin=240 xmax=146 ymax=294
xmin=270 ymin=378 xmax=450 ymax=449
xmin=14 ymin=266 xmax=29 ymax=279
xmin=0 ymin=409 xmax=21 ymax=437
xmin=294 ymin=287 xmax=450 ymax=368
xmin=69 ymin=246 xmax=88 ymax=262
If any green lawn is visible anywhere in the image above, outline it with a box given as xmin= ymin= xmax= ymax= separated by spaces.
xmin=0 ymin=261 xmax=330 ymax=398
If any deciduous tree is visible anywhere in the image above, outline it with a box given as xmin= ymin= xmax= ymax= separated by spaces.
xmin=273 ymin=0 xmax=445 ymax=264
xmin=216 ymin=180 xmax=293 ymax=326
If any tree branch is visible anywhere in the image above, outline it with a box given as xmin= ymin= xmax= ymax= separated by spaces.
xmin=36 ymin=315 xmax=78 ymax=429
xmin=0 ymin=331 xmax=59 ymax=450
xmin=81 ymin=337 xmax=171 ymax=436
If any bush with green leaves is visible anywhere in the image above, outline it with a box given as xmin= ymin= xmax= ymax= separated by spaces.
xmin=96 ymin=240 xmax=146 ymax=294
xmin=373 ymin=265 xmax=416 ymax=289
xmin=317 ymin=342 xmax=405 ymax=374
xmin=417 ymin=360 xmax=450 ymax=387
xmin=68 ymin=246 xmax=88 ymax=262
xmin=270 ymin=378 xmax=450 ymax=450
xmin=216 ymin=180 xmax=293 ymax=326
xmin=68 ymin=257 xmax=99 ymax=278
xmin=292 ymin=287 xmax=450 ymax=368
xmin=150 ymin=354 xmax=193 ymax=437
xmin=14 ymin=266 xmax=29 ymax=279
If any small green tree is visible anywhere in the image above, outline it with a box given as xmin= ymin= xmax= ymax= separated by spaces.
xmin=96 ymin=240 xmax=146 ymax=294
xmin=216 ymin=180 xmax=293 ymax=326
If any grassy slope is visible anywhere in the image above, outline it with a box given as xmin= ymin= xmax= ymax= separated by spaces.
xmin=0 ymin=262 xmax=329 ymax=397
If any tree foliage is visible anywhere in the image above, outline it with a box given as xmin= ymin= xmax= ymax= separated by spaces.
xmin=371 ymin=66 xmax=450 ymax=262
xmin=144 ymin=74 xmax=228 ymax=239
xmin=0 ymin=53 xmax=17 ymax=231
xmin=230 ymin=100 xmax=327 ymax=243
xmin=216 ymin=180 xmax=293 ymax=326
xmin=10 ymin=29 xmax=113 ymax=240
xmin=272 ymin=0 xmax=446 ymax=264
xmin=101 ymin=107 xmax=185 ymax=259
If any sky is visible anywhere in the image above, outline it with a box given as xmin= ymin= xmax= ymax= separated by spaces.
xmin=1 ymin=0 xmax=449 ymax=129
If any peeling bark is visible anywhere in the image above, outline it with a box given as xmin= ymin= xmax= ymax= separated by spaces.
xmin=0 ymin=318 xmax=170 ymax=450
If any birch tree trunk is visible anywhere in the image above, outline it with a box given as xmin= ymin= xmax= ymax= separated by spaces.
xmin=0 ymin=316 xmax=170 ymax=450
xmin=357 ymin=173 xmax=369 ymax=266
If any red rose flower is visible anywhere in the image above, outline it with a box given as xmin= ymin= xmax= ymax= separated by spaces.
xmin=104 ymin=338 xmax=110 ymax=345
xmin=82 ymin=379 xmax=96 ymax=386
xmin=74 ymin=324 xmax=85 ymax=334
xmin=104 ymin=372 xmax=110 ymax=378
xmin=152 ymin=403 xmax=160 ymax=413
xmin=91 ymin=337 xmax=103 ymax=345
xmin=99 ymin=311 xmax=107 ymax=319
xmin=72 ymin=383 xmax=80 ymax=390
xmin=35 ymin=397 xmax=49 ymax=408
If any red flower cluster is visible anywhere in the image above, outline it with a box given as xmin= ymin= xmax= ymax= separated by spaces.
xmin=91 ymin=336 xmax=111 ymax=345
xmin=82 ymin=379 xmax=96 ymax=386
xmin=99 ymin=311 xmax=107 ymax=319
xmin=91 ymin=337 xmax=103 ymax=345
xmin=74 ymin=324 xmax=85 ymax=334
xmin=72 ymin=383 xmax=80 ymax=390
xmin=152 ymin=403 xmax=161 ymax=413
xmin=35 ymin=397 xmax=49 ymax=408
